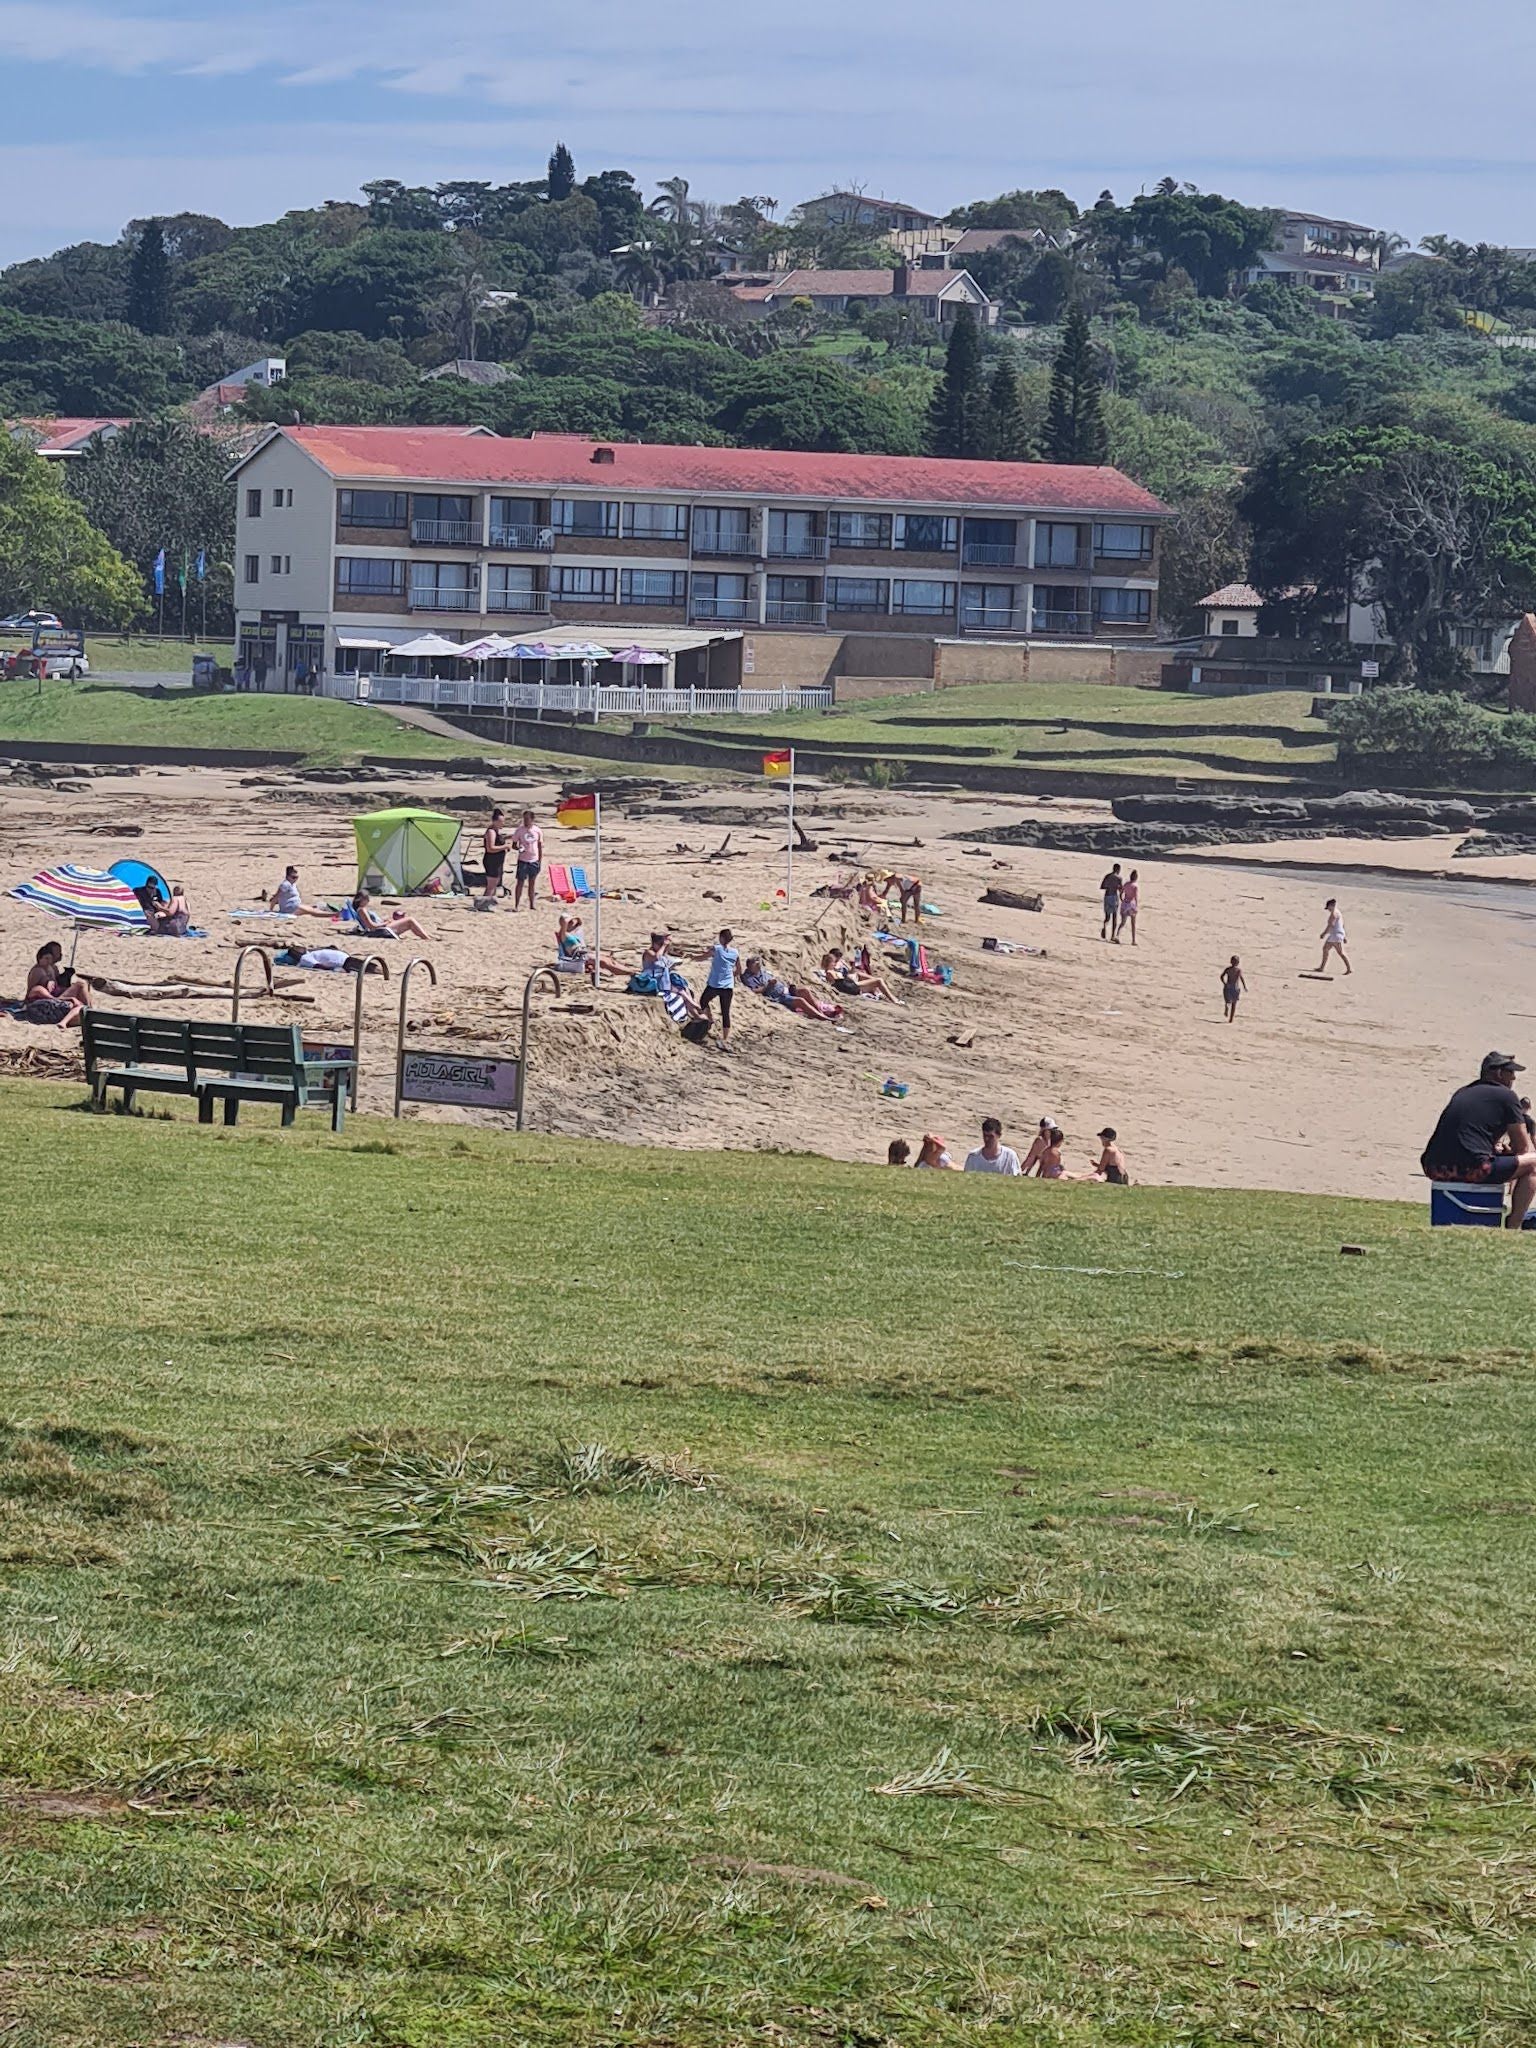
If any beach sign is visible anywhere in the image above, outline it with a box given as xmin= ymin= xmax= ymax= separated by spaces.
xmin=399 ymin=1050 xmax=523 ymax=1112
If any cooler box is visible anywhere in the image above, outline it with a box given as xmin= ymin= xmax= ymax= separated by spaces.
xmin=1429 ymin=1183 xmax=1506 ymax=1227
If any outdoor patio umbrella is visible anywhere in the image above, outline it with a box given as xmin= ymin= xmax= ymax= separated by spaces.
xmin=608 ymin=647 xmax=669 ymax=666
xmin=387 ymin=633 xmax=466 ymax=660
xmin=10 ymin=862 xmax=151 ymax=971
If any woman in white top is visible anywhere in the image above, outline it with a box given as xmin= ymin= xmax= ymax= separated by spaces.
xmin=1315 ymin=897 xmax=1352 ymax=977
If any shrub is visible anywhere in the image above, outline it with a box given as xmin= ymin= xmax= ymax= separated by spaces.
xmin=1329 ymin=690 xmax=1536 ymax=780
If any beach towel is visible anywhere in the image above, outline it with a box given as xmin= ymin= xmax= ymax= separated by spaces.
xmin=547 ymin=864 xmax=577 ymax=904
xmin=569 ymin=866 xmax=596 ymax=899
xmin=661 ymin=985 xmax=689 ymax=1027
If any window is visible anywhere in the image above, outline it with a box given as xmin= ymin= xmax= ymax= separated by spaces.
xmin=621 ymin=502 xmax=688 ymax=542
xmin=1093 ymin=587 xmax=1152 ymax=624
xmin=270 ymin=554 xmax=288 ymax=575
xmin=891 ymin=579 xmax=955 ymax=616
xmin=960 ymin=583 xmax=1016 ymax=629
xmin=246 ymin=488 xmax=262 ymax=517
xmin=1220 ymin=617 xmax=1240 ymax=637
xmin=336 ymin=557 xmax=407 ymax=596
xmin=552 ymin=499 xmax=620 ymax=538
xmin=339 ymin=489 xmax=408 ymax=529
xmin=490 ymin=497 xmax=553 ymax=549
xmin=827 ymin=576 xmax=888 ymax=614
xmin=1035 ymin=522 xmax=1085 ymax=568
xmin=962 ymin=519 xmax=1017 ymax=562
xmin=409 ymin=563 xmax=478 ymax=610
xmin=552 ymin=566 xmax=617 ymax=601
xmin=893 ymin=514 xmax=957 ymax=553
xmin=487 ymin=565 xmax=542 ymax=611
xmin=243 ymin=554 xmax=260 ymax=585
xmin=411 ymin=494 xmax=477 ymax=541
xmin=768 ymin=510 xmax=824 ymax=558
xmin=693 ymin=506 xmax=752 ymax=554
xmin=1092 ymin=522 xmax=1153 ymax=560
xmin=765 ymin=573 xmax=820 ymax=624
xmin=690 ymin=572 xmax=750 ymax=619
xmin=829 ymin=510 xmax=892 ymax=548
xmin=620 ymin=569 xmax=686 ymax=607
xmin=269 ymin=487 xmax=292 ymax=509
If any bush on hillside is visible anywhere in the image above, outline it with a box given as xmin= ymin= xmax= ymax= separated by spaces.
xmin=1330 ymin=689 xmax=1536 ymax=778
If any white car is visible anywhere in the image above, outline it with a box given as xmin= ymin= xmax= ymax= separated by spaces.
xmin=0 ymin=609 xmax=62 ymax=632
xmin=33 ymin=650 xmax=89 ymax=679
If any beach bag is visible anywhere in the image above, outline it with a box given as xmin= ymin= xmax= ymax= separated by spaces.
xmin=680 ymin=1015 xmax=711 ymax=1044
xmin=628 ymin=970 xmax=661 ymax=996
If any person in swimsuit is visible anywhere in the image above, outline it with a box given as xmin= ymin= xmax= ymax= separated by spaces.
xmin=1090 ymin=1127 xmax=1129 ymax=1184
xmin=482 ymin=809 xmax=511 ymax=901
xmin=1315 ymin=898 xmax=1352 ymax=976
xmin=1117 ymin=870 xmax=1140 ymax=946
xmin=1020 ymin=1118 xmax=1058 ymax=1175
xmin=1221 ymin=955 xmax=1246 ymax=1023
xmin=1034 ymin=1128 xmax=1067 ymax=1179
xmin=22 ymin=942 xmax=89 ymax=1026
xmin=742 ymin=958 xmax=843 ymax=1020
xmin=147 ymin=882 xmax=190 ymax=937
xmin=557 ymin=914 xmax=627 ymax=982
xmin=914 ymin=1132 xmax=959 ymax=1169
xmin=882 ymin=873 xmax=923 ymax=925
xmin=1100 ymin=864 xmax=1123 ymax=940
xmin=350 ymin=890 xmax=429 ymax=941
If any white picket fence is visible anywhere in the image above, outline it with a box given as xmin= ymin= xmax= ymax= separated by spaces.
xmin=325 ymin=675 xmax=833 ymax=716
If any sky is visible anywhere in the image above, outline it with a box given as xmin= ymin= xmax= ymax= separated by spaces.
xmin=0 ymin=0 xmax=1530 ymax=266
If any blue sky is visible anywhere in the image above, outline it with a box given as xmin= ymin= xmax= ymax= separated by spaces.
xmin=0 ymin=0 xmax=1529 ymax=266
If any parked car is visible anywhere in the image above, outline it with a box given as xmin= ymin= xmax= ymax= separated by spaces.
xmin=0 ymin=609 xmax=62 ymax=632
xmin=35 ymin=649 xmax=89 ymax=679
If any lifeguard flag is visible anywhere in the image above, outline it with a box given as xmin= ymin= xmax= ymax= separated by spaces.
xmin=762 ymin=749 xmax=793 ymax=778
xmin=556 ymin=792 xmax=597 ymax=828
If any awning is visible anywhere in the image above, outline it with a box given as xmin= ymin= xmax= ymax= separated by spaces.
xmin=335 ymin=633 xmax=395 ymax=650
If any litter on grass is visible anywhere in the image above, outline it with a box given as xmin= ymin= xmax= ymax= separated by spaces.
xmin=1006 ymin=1261 xmax=1186 ymax=1279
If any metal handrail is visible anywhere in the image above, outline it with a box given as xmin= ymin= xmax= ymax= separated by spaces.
xmin=392 ymin=957 xmax=439 ymax=1118
xmin=516 ymin=967 xmax=564 ymax=1132
xmin=231 ymin=945 xmax=273 ymax=1022
xmin=350 ymin=956 xmax=389 ymax=1110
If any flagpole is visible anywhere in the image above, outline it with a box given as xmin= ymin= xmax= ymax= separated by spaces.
xmin=592 ymin=793 xmax=603 ymax=990
xmin=786 ymin=749 xmax=795 ymax=907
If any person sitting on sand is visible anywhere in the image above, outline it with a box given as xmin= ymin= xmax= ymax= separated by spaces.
xmin=349 ymin=890 xmax=428 ymax=942
xmin=556 ymin=913 xmax=626 ymax=982
xmin=637 ymin=932 xmax=703 ymax=1019
xmin=21 ymin=942 xmax=90 ymax=1027
xmin=887 ymin=1138 xmax=912 ymax=1166
xmin=268 ymin=865 xmax=330 ymax=918
xmin=1089 ymin=1127 xmax=1129 ymax=1185
xmin=964 ymin=1117 xmax=1022 ymax=1175
xmin=856 ymin=875 xmax=885 ymax=917
xmin=1034 ymin=1127 xmax=1068 ymax=1179
xmin=741 ymin=957 xmax=843 ymax=1021
xmin=147 ymin=881 xmax=191 ymax=937
xmin=1221 ymin=956 xmax=1246 ymax=1023
xmin=1021 ymin=1118 xmax=1059 ymax=1176
xmin=840 ymin=945 xmax=899 ymax=1002
xmin=915 ymin=1132 xmax=958 ymax=1169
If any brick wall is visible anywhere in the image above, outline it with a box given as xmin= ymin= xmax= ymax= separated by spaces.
xmin=740 ymin=632 xmax=845 ymax=687
xmin=932 ymin=641 xmax=1030 ymax=686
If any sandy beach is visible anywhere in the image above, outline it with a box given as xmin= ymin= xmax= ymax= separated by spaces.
xmin=4 ymin=763 xmax=1535 ymax=1203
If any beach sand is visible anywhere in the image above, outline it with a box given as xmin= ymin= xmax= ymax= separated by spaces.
xmin=4 ymin=764 xmax=1535 ymax=1203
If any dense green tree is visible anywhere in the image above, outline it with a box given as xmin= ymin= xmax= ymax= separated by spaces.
xmin=579 ymin=170 xmax=646 ymax=251
xmin=928 ymin=307 xmax=987 ymax=457
xmin=945 ymin=189 xmax=1078 ymax=237
xmin=984 ymin=361 xmax=1032 ymax=459
xmin=0 ymin=308 xmax=179 ymax=413
xmin=546 ymin=143 xmax=576 ymax=203
xmin=1091 ymin=189 xmax=1278 ymax=298
xmin=126 ymin=221 xmax=172 ymax=335
xmin=0 ymin=240 xmax=129 ymax=322
xmin=717 ymin=355 xmax=924 ymax=454
xmin=291 ymin=230 xmax=457 ymax=341
xmin=0 ymin=434 xmax=144 ymax=627
xmin=1018 ymin=249 xmax=1075 ymax=323
xmin=1044 ymin=306 xmax=1109 ymax=462
xmin=361 ymin=180 xmax=441 ymax=232
xmin=63 ymin=419 xmax=235 ymax=628
xmin=1369 ymin=258 xmax=1465 ymax=338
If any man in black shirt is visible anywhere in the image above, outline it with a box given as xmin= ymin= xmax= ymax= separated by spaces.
xmin=1421 ymin=1052 xmax=1536 ymax=1228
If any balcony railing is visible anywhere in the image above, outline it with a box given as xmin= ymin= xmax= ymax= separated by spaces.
xmin=411 ymin=518 xmax=480 ymax=546
xmin=1034 ymin=552 xmax=1090 ymax=573
xmin=486 ymin=593 xmax=550 ymax=615
xmin=962 ymin=542 xmax=1018 ymax=566
xmin=767 ymin=534 xmax=829 ymax=560
xmin=765 ymin=600 xmax=826 ymax=626
xmin=1032 ymin=607 xmax=1092 ymax=635
xmin=690 ymin=596 xmax=755 ymax=622
xmin=409 ymin=588 xmax=479 ymax=612
xmin=693 ymin=532 xmax=756 ymax=557
xmin=960 ymin=607 xmax=1027 ymax=634
xmin=489 ymin=523 xmax=556 ymax=551
xmin=622 ymin=590 xmax=687 ymax=608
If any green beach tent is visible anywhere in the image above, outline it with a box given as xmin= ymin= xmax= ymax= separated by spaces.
xmin=353 ymin=807 xmax=464 ymax=895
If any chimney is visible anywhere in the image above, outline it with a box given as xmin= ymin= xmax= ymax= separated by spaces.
xmin=591 ymin=446 xmax=616 ymax=465
xmin=893 ymin=263 xmax=911 ymax=298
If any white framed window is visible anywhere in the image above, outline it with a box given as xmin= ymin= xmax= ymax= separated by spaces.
xmin=553 ymin=567 xmax=617 ymax=601
xmin=1035 ymin=522 xmax=1085 ymax=568
xmin=621 ymin=502 xmax=688 ymax=542
xmin=487 ymin=565 xmax=542 ymax=611
xmin=336 ymin=558 xmax=406 ymax=596
xmin=339 ymin=489 xmax=407 ymax=528
xmin=891 ymin=579 xmax=955 ymax=616
xmin=246 ymin=488 xmax=262 ymax=517
xmin=1093 ymin=587 xmax=1152 ymax=623
xmin=893 ymin=514 xmax=958 ymax=553
xmin=1092 ymin=522 xmax=1153 ymax=560
xmin=243 ymin=554 xmax=260 ymax=585
xmin=552 ymin=500 xmax=620 ymax=538
xmin=829 ymin=510 xmax=892 ymax=548
xmin=620 ymin=569 xmax=686 ymax=606
xmin=827 ymin=576 xmax=888 ymax=614
xmin=693 ymin=506 xmax=752 ymax=553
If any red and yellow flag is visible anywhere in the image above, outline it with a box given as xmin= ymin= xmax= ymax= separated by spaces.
xmin=555 ymin=792 xmax=597 ymax=828
xmin=762 ymin=749 xmax=793 ymax=779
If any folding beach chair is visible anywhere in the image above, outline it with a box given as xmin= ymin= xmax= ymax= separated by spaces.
xmin=569 ymin=866 xmax=596 ymax=899
xmin=547 ymin=864 xmax=578 ymax=904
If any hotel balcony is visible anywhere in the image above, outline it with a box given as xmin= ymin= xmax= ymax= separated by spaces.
xmin=489 ymin=523 xmax=556 ymax=551
xmin=411 ymin=518 xmax=481 ymax=546
xmin=765 ymin=600 xmax=827 ymax=626
xmin=962 ymin=542 xmax=1019 ymax=567
xmin=690 ymin=596 xmax=756 ymax=622
xmin=409 ymin=588 xmax=480 ymax=612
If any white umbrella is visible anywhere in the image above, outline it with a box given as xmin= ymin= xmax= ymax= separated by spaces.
xmin=387 ymin=633 xmax=467 ymax=659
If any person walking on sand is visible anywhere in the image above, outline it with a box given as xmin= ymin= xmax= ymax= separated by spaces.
xmin=512 ymin=809 xmax=543 ymax=912
xmin=1117 ymin=870 xmax=1140 ymax=945
xmin=1221 ymin=955 xmax=1246 ymax=1023
xmin=701 ymin=926 xmax=739 ymax=1051
xmin=481 ymin=808 xmax=511 ymax=901
xmin=1315 ymin=897 xmax=1352 ymax=976
xmin=1100 ymin=863 xmax=1123 ymax=940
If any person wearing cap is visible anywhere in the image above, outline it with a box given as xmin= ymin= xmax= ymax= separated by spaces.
xmin=914 ymin=1133 xmax=958 ymax=1169
xmin=1420 ymin=1054 xmax=1536 ymax=1228
xmin=1089 ymin=1128 xmax=1129 ymax=1185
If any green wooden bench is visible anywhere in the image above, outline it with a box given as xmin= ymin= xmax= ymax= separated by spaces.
xmin=83 ymin=1012 xmax=355 ymax=1131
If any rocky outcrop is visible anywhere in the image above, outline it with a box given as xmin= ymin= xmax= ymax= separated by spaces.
xmin=1111 ymin=788 xmax=1477 ymax=833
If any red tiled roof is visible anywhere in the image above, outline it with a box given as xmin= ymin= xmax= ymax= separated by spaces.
xmin=262 ymin=426 xmax=1171 ymax=516
xmin=11 ymin=415 xmax=132 ymax=454
xmin=731 ymin=268 xmax=977 ymax=300
xmin=1200 ymin=583 xmax=1264 ymax=608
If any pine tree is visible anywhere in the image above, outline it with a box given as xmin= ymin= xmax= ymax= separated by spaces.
xmin=986 ymin=362 xmax=1032 ymax=461
xmin=546 ymin=143 xmax=576 ymax=203
xmin=928 ymin=308 xmax=986 ymax=459
xmin=126 ymin=220 xmax=172 ymax=336
xmin=1043 ymin=305 xmax=1108 ymax=464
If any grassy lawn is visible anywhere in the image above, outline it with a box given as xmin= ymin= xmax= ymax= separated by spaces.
xmin=3 ymin=1081 xmax=1536 ymax=2044
xmin=667 ymin=686 xmax=1336 ymax=785
xmin=81 ymin=636 xmax=235 ymax=675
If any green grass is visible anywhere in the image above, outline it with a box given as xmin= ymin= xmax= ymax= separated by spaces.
xmin=2 ymin=1081 xmax=1536 ymax=2044
xmin=668 ymin=685 xmax=1336 ymax=785
xmin=85 ymin=635 xmax=236 ymax=674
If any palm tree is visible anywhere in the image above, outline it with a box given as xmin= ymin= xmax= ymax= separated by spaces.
xmin=615 ymin=242 xmax=663 ymax=305
xmin=649 ymin=177 xmax=694 ymax=227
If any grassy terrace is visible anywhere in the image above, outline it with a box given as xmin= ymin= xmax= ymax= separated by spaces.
xmin=672 ymin=685 xmax=1338 ymax=784
xmin=3 ymin=1082 xmax=1536 ymax=2045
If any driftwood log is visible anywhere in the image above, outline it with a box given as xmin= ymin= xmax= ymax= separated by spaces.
xmin=980 ymin=887 xmax=1045 ymax=913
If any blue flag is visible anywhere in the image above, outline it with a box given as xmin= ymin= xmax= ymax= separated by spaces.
xmin=194 ymin=548 xmax=207 ymax=582
xmin=152 ymin=549 xmax=166 ymax=596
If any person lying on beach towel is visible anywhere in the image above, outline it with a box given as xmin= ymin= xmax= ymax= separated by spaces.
xmin=348 ymin=890 xmax=429 ymax=942
xmin=742 ymin=957 xmax=844 ymax=1021
xmin=274 ymin=945 xmax=366 ymax=973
